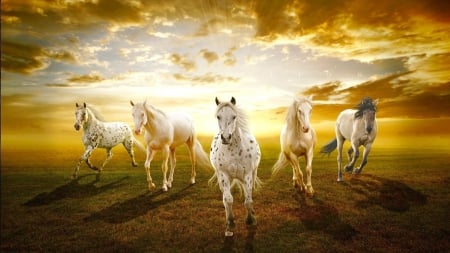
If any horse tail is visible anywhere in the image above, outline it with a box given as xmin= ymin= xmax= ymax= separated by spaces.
xmin=320 ymin=138 xmax=337 ymax=155
xmin=194 ymin=139 xmax=212 ymax=170
xmin=272 ymin=152 xmax=290 ymax=176
xmin=133 ymin=137 xmax=146 ymax=153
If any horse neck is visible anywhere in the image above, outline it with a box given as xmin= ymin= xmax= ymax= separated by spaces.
xmin=84 ymin=109 xmax=99 ymax=130
xmin=286 ymin=112 xmax=303 ymax=135
xmin=143 ymin=106 xmax=168 ymax=134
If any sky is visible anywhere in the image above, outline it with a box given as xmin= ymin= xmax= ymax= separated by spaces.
xmin=2 ymin=0 xmax=450 ymax=150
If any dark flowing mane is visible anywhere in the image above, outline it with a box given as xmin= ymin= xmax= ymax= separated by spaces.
xmin=354 ymin=97 xmax=376 ymax=118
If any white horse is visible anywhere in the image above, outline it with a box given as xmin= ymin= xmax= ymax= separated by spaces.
xmin=73 ymin=102 xmax=144 ymax=179
xmin=210 ymin=97 xmax=261 ymax=237
xmin=320 ymin=97 xmax=378 ymax=182
xmin=130 ymin=100 xmax=211 ymax=192
xmin=272 ymin=95 xmax=317 ymax=197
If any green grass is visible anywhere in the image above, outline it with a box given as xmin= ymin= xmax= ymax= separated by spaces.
xmin=1 ymin=141 xmax=449 ymax=252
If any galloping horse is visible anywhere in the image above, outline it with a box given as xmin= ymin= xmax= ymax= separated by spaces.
xmin=320 ymin=97 xmax=378 ymax=182
xmin=272 ymin=95 xmax=317 ymax=197
xmin=130 ymin=100 xmax=210 ymax=192
xmin=210 ymin=97 xmax=261 ymax=237
xmin=73 ymin=102 xmax=144 ymax=178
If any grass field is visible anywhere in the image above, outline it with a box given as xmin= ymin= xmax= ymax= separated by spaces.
xmin=1 ymin=138 xmax=449 ymax=252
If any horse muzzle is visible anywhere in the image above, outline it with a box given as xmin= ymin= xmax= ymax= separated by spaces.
xmin=220 ymin=133 xmax=232 ymax=145
xmin=74 ymin=123 xmax=80 ymax=131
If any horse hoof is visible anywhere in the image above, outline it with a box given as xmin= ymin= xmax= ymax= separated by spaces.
xmin=190 ymin=178 xmax=196 ymax=185
xmin=132 ymin=163 xmax=138 ymax=167
xmin=148 ymin=183 xmax=156 ymax=191
xmin=225 ymin=231 xmax=234 ymax=237
xmin=337 ymin=177 xmax=344 ymax=182
xmin=162 ymin=185 xmax=168 ymax=192
xmin=71 ymin=174 xmax=77 ymax=180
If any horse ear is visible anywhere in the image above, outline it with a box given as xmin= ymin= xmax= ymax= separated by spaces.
xmin=130 ymin=100 xmax=134 ymax=106
xmin=230 ymin=97 xmax=236 ymax=105
xmin=83 ymin=102 xmax=86 ymax=108
xmin=215 ymin=97 xmax=220 ymax=105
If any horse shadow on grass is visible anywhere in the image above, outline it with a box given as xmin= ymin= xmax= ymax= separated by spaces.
xmin=221 ymin=225 xmax=257 ymax=253
xmin=85 ymin=184 xmax=194 ymax=224
xmin=346 ymin=174 xmax=427 ymax=212
xmin=24 ymin=174 xmax=129 ymax=206
xmin=292 ymin=191 xmax=358 ymax=241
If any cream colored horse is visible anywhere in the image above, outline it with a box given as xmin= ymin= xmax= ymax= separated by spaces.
xmin=130 ymin=100 xmax=210 ymax=192
xmin=321 ymin=97 xmax=378 ymax=182
xmin=273 ymin=95 xmax=317 ymax=197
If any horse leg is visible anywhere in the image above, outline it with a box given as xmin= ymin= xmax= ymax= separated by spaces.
xmin=73 ymin=146 xmax=96 ymax=179
xmin=161 ymin=146 xmax=170 ymax=192
xmin=243 ymin=172 xmax=257 ymax=227
xmin=345 ymin=142 xmax=359 ymax=173
xmin=354 ymin=143 xmax=372 ymax=174
xmin=336 ymin=136 xmax=345 ymax=182
xmin=145 ymin=147 xmax=156 ymax=191
xmin=99 ymin=148 xmax=113 ymax=173
xmin=187 ymin=139 xmax=196 ymax=185
xmin=347 ymin=147 xmax=353 ymax=163
xmin=304 ymin=148 xmax=314 ymax=197
xmin=167 ymin=148 xmax=176 ymax=188
xmin=124 ymin=139 xmax=138 ymax=167
xmin=287 ymin=153 xmax=306 ymax=191
xmin=219 ymin=172 xmax=235 ymax=236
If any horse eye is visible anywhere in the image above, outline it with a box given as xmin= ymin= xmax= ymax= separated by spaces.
xmin=232 ymin=116 xmax=236 ymax=120
xmin=217 ymin=116 xmax=221 ymax=120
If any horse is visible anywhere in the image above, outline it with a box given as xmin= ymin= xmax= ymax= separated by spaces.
xmin=320 ymin=97 xmax=378 ymax=182
xmin=130 ymin=100 xmax=211 ymax=192
xmin=272 ymin=95 xmax=317 ymax=197
xmin=73 ymin=102 xmax=144 ymax=179
xmin=210 ymin=97 xmax=261 ymax=237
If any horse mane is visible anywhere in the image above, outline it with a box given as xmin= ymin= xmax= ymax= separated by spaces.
xmin=86 ymin=105 xmax=105 ymax=122
xmin=216 ymin=102 xmax=250 ymax=133
xmin=285 ymin=96 xmax=312 ymax=128
xmin=143 ymin=102 xmax=167 ymax=119
xmin=354 ymin=97 xmax=376 ymax=118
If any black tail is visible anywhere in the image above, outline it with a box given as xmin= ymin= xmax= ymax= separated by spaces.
xmin=320 ymin=138 xmax=337 ymax=155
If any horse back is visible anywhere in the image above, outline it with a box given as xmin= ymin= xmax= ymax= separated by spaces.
xmin=167 ymin=112 xmax=195 ymax=146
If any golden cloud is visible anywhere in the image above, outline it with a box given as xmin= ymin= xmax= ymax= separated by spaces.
xmin=199 ymin=49 xmax=219 ymax=64
xmin=169 ymin=53 xmax=197 ymax=72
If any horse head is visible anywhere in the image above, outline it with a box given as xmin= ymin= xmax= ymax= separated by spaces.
xmin=355 ymin=97 xmax=378 ymax=133
xmin=130 ymin=100 xmax=147 ymax=135
xmin=294 ymin=95 xmax=313 ymax=133
xmin=215 ymin=97 xmax=237 ymax=145
xmin=74 ymin=102 xmax=87 ymax=131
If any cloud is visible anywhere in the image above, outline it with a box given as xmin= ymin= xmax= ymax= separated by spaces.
xmin=173 ymin=72 xmax=239 ymax=84
xmin=68 ymin=72 xmax=105 ymax=84
xmin=199 ymin=49 xmax=219 ymax=64
xmin=301 ymin=71 xmax=450 ymax=119
xmin=169 ymin=53 xmax=196 ymax=72
xmin=223 ymin=46 xmax=238 ymax=66
xmin=1 ymin=41 xmax=49 ymax=74
xmin=1 ymin=40 xmax=77 ymax=74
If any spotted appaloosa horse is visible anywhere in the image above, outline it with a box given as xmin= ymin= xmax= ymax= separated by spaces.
xmin=320 ymin=97 xmax=378 ymax=182
xmin=73 ymin=102 xmax=144 ymax=179
xmin=210 ymin=97 xmax=261 ymax=237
